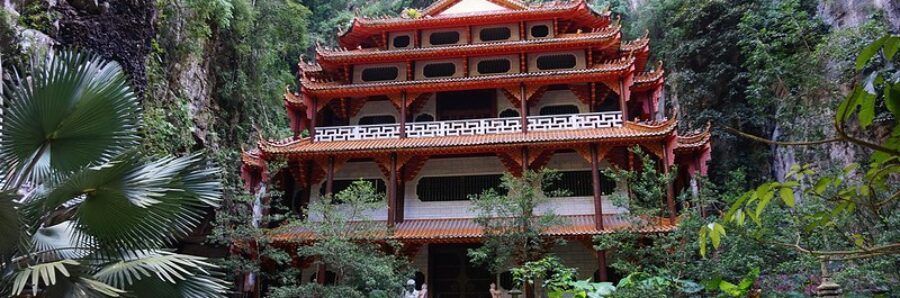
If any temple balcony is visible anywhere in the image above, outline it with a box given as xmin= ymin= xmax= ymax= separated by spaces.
xmin=313 ymin=111 xmax=623 ymax=142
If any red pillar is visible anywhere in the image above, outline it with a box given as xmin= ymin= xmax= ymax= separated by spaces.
xmin=662 ymin=145 xmax=677 ymax=224
xmin=618 ymin=80 xmax=628 ymax=121
xmin=590 ymin=144 xmax=604 ymax=230
xmin=520 ymin=83 xmax=528 ymax=134
xmin=597 ymin=250 xmax=608 ymax=282
xmin=521 ymin=147 xmax=529 ymax=174
xmin=325 ymin=156 xmax=334 ymax=197
xmin=310 ymin=97 xmax=318 ymax=142
xmin=387 ymin=153 xmax=398 ymax=226
xmin=397 ymin=167 xmax=405 ymax=223
xmin=316 ymin=262 xmax=326 ymax=285
xmin=400 ymin=92 xmax=407 ymax=138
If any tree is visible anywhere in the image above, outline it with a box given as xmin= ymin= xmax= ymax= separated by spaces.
xmin=271 ymin=180 xmax=411 ymax=297
xmin=467 ymin=170 xmax=566 ymax=295
xmin=0 ymin=50 xmax=227 ymax=297
xmin=700 ymin=35 xmax=900 ymax=293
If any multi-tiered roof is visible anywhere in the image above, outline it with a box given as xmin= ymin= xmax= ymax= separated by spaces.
xmin=241 ymin=0 xmax=711 ymax=240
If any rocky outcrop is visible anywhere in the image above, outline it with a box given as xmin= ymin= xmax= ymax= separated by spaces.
xmin=817 ymin=0 xmax=899 ymax=30
xmin=53 ymin=0 xmax=155 ymax=96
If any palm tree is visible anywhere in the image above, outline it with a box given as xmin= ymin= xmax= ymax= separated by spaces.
xmin=0 ymin=50 xmax=228 ymax=297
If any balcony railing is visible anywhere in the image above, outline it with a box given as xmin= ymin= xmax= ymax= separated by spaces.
xmin=314 ymin=111 xmax=623 ymax=142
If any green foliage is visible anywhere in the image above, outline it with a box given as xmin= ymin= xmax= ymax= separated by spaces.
xmin=274 ymin=180 xmax=410 ymax=297
xmin=16 ymin=0 xmax=53 ymax=32
xmin=468 ymin=170 xmax=565 ymax=275
xmin=0 ymin=50 xmax=227 ymax=297
xmin=602 ymin=147 xmax=674 ymax=218
xmin=700 ymin=35 xmax=900 ymax=294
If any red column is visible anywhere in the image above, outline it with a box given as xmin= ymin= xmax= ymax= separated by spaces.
xmin=597 ymin=250 xmax=608 ymax=282
xmin=590 ymin=144 xmax=604 ymax=230
xmin=400 ymin=92 xmax=407 ymax=138
xmin=316 ymin=262 xmax=326 ymax=285
xmin=662 ymin=145 xmax=677 ymax=224
xmin=397 ymin=166 xmax=406 ymax=223
xmin=310 ymin=97 xmax=318 ymax=142
xmin=325 ymin=156 xmax=334 ymax=197
xmin=618 ymin=80 xmax=628 ymax=121
xmin=387 ymin=153 xmax=398 ymax=226
xmin=520 ymin=83 xmax=528 ymax=134
xmin=521 ymin=147 xmax=529 ymax=174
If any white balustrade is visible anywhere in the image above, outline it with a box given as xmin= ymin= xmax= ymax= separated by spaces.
xmin=313 ymin=111 xmax=622 ymax=142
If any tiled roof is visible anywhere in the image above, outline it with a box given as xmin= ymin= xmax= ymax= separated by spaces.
xmin=632 ymin=62 xmax=664 ymax=91
xmin=316 ymin=28 xmax=621 ymax=65
xmin=675 ymin=130 xmax=711 ymax=151
xmin=300 ymin=57 xmax=635 ymax=98
xmin=420 ymin=0 xmax=529 ymax=16
xmin=258 ymin=120 xmax=676 ymax=157
xmin=338 ymin=0 xmax=609 ymax=48
xmin=271 ymin=214 xmax=676 ymax=243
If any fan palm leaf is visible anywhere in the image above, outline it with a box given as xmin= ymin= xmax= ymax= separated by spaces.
xmin=0 ymin=50 xmax=139 ymax=186
xmin=10 ymin=259 xmax=122 ymax=297
xmin=93 ymin=250 xmax=227 ymax=296
xmin=30 ymin=153 xmax=220 ymax=250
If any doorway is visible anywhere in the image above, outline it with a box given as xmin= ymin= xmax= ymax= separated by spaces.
xmin=429 ymin=244 xmax=493 ymax=298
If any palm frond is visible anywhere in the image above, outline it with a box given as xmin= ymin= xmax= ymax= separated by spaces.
xmin=33 ymin=153 xmax=220 ymax=249
xmin=31 ymin=221 xmax=94 ymax=262
xmin=0 ymin=50 xmax=139 ymax=185
xmin=94 ymin=251 xmax=228 ymax=298
xmin=10 ymin=259 xmax=122 ymax=297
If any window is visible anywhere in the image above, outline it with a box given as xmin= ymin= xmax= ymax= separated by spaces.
xmin=499 ymin=108 xmax=519 ymax=118
xmin=417 ymin=174 xmax=503 ymax=201
xmin=531 ymin=25 xmax=550 ymax=38
xmin=436 ymin=89 xmax=496 ymax=120
xmin=358 ymin=115 xmax=396 ymax=125
xmin=320 ymin=179 xmax=387 ymax=198
xmin=477 ymin=59 xmax=511 ymax=74
xmin=393 ymin=35 xmax=411 ymax=48
xmin=544 ymin=171 xmax=616 ymax=197
xmin=414 ymin=114 xmax=435 ymax=122
xmin=423 ymin=62 xmax=456 ymax=78
xmin=539 ymin=105 xmax=579 ymax=116
xmin=595 ymin=93 xmax=621 ymax=112
xmin=536 ymin=54 xmax=577 ymax=70
xmin=479 ymin=27 xmax=511 ymax=41
xmin=361 ymin=66 xmax=399 ymax=82
xmin=429 ymin=31 xmax=460 ymax=45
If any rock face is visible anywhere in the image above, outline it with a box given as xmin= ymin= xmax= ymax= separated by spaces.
xmin=53 ymin=0 xmax=155 ymax=96
xmin=817 ymin=0 xmax=900 ymax=29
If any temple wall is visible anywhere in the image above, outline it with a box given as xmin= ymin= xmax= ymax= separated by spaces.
xmin=351 ymin=100 xmax=400 ymax=125
xmin=529 ymin=88 xmax=589 ymax=115
xmin=551 ymin=242 xmax=601 ymax=281
xmin=526 ymin=50 xmax=586 ymax=72
xmin=415 ymin=58 xmax=467 ymax=80
xmin=308 ymin=152 xmax=627 ymax=221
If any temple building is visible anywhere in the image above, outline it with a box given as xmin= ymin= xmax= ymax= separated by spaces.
xmin=240 ymin=0 xmax=711 ymax=296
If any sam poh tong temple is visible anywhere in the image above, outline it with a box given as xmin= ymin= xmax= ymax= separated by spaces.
xmin=240 ymin=0 xmax=711 ymax=295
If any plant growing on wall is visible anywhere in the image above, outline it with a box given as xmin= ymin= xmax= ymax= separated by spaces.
xmin=0 ymin=50 xmax=227 ymax=297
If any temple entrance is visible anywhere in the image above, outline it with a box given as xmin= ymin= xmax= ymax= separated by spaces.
xmin=429 ymin=244 xmax=492 ymax=298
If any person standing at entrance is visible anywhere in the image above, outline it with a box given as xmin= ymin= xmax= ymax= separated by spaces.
xmin=490 ymin=283 xmax=502 ymax=298
xmin=418 ymin=283 xmax=428 ymax=298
